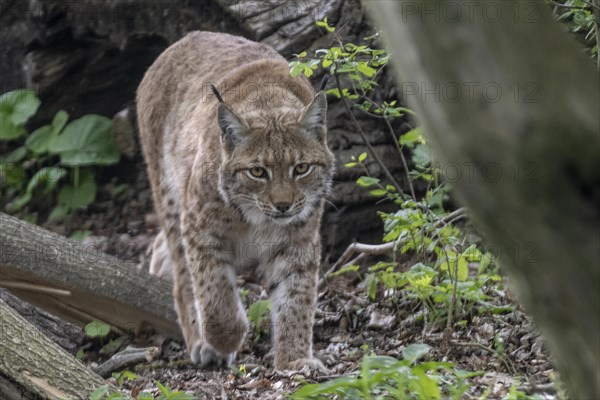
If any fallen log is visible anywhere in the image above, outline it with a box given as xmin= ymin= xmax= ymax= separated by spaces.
xmin=0 ymin=289 xmax=84 ymax=354
xmin=0 ymin=298 xmax=115 ymax=399
xmin=0 ymin=212 xmax=179 ymax=338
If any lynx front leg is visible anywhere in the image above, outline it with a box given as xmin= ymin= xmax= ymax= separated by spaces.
xmin=269 ymin=256 xmax=326 ymax=372
xmin=181 ymin=209 xmax=247 ymax=368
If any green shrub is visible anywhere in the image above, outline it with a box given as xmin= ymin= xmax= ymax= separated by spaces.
xmin=0 ymin=89 xmax=120 ymax=222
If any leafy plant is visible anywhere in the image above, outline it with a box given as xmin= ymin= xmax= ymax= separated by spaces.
xmin=85 ymin=320 xmax=111 ymax=339
xmin=112 ymin=370 xmax=140 ymax=386
xmin=290 ymin=18 xmax=519 ymax=396
xmin=0 ymin=89 xmax=120 ymax=221
xmin=292 ymin=18 xmax=514 ymax=328
xmin=551 ymin=0 xmax=599 ymax=62
xmin=247 ymin=299 xmax=271 ymax=341
xmin=292 ymin=343 xmax=477 ymax=399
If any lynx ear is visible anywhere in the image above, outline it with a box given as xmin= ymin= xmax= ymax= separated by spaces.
xmin=299 ymin=92 xmax=327 ymax=141
xmin=217 ymin=103 xmax=248 ymax=151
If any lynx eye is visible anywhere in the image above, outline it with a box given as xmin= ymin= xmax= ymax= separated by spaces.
xmin=248 ymin=166 xmax=268 ymax=179
xmin=293 ymin=163 xmax=311 ymax=176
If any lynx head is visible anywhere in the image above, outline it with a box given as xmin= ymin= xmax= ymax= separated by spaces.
xmin=216 ymin=92 xmax=335 ymax=225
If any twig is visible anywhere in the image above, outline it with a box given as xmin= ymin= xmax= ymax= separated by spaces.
xmin=383 ymin=116 xmax=417 ymax=200
xmin=444 ymin=245 xmax=458 ymax=329
xmin=334 ymin=73 xmax=405 ymax=196
xmin=321 ymin=207 xmax=468 ymax=286
xmin=0 ymin=281 xmax=72 ymax=296
xmin=353 ymin=92 xmax=417 ymax=200
xmin=92 ymin=346 xmax=160 ymax=378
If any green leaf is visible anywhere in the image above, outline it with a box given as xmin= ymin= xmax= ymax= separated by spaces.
xmin=412 ymin=144 xmax=431 ymax=167
xmin=137 ymin=393 xmax=154 ymax=400
xmin=358 ymin=152 xmax=367 ymax=162
xmin=457 ymin=256 xmax=468 ymax=282
xmin=303 ymin=66 xmax=314 ymax=77
xmin=462 ymin=244 xmax=482 ymax=262
xmin=0 ymin=163 xmax=26 ymax=189
xmin=368 ymin=274 xmax=378 ymax=300
xmin=6 ymin=192 xmax=32 ymax=212
xmin=58 ymin=181 xmax=96 ymax=209
xmin=328 ymin=264 xmax=360 ymax=278
xmin=402 ymin=343 xmax=431 ymax=364
xmin=112 ymin=369 xmax=139 ymax=386
xmin=315 ymin=17 xmax=335 ymax=32
xmin=411 ymin=367 xmax=441 ymax=399
xmin=106 ymin=394 xmax=128 ymax=400
xmin=2 ymin=146 xmax=28 ymax=163
xmin=248 ymin=299 xmax=271 ymax=334
xmin=325 ymin=87 xmax=341 ymax=98
xmin=85 ymin=320 xmax=111 ymax=338
xmin=356 ymin=176 xmax=380 ymax=187
xmin=289 ymin=61 xmax=304 ymax=78
xmin=26 ymin=110 xmax=69 ymax=154
xmin=356 ymin=62 xmax=376 ymax=77
xmin=48 ymin=115 xmax=119 ymax=165
xmin=0 ymin=116 xmax=26 ymax=140
xmin=89 ymin=385 xmax=110 ymax=400
xmin=292 ymin=376 xmax=358 ymax=398
xmin=71 ymin=230 xmax=92 ymax=242
xmin=155 ymin=381 xmax=171 ymax=396
xmin=344 ymin=162 xmax=358 ymax=168
xmin=26 ymin=167 xmax=66 ymax=195
xmin=48 ymin=204 xmax=68 ymax=222
xmin=0 ymin=89 xmax=41 ymax=126
xmin=296 ymin=51 xmax=307 ymax=58
xmin=399 ymin=127 xmax=423 ymax=146
xmin=369 ymin=189 xmax=387 ymax=197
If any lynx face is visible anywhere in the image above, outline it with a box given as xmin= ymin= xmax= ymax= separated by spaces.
xmin=217 ymin=92 xmax=335 ymax=225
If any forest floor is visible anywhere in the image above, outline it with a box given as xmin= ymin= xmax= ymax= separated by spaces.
xmin=19 ymin=157 xmax=561 ymax=399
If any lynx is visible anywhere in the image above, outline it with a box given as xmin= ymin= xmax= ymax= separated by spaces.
xmin=136 ymin=31 xmax=335 ymax=370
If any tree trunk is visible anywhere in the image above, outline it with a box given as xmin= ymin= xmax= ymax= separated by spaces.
xmin=0 ymin=212 xmax=179 ymax=337
xmin=0 ymin=298 xmax=114 ymax=399
xmin=365 ymin=1 xmax=599 ymax=398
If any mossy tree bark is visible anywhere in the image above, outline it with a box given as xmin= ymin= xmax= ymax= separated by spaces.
xmin=0 ymin=298 xmax=113 ymax=399
xmin=366 ymin=1 xmax=599 ymax=399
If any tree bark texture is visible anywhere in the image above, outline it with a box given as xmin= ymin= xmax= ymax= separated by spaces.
xmin=0 ymin=212 xmax=179 ymax=337
xmin=0 ymin=288 xmax=84 ymax=354
xmin=365 ymin=1 xmax=599 ymax=398
xmin=0 ymin=298 xmax=112 ymax=399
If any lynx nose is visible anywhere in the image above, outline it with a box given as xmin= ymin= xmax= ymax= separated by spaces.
xmin=274 ymin=202 xmax=291 ymax=213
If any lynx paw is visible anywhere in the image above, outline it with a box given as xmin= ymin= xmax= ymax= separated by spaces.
xmin=190 ymin=341 xmax=236 ymax=368
xmin=280 ymin=357 xmax=328 ymax=373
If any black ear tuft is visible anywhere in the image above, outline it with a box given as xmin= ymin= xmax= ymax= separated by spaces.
xmin=211 ymin=84 xmax=224 ymax=103
xmin=299 ymin=92 xmax=327 ymax=141
xmin=217 ymin=104 xmax=248 ymax=151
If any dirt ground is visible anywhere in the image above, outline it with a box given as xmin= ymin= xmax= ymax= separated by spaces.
xmin=30 ymin=156 xmax=560 ymax=399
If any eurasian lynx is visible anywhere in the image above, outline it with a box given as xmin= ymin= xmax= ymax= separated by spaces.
xmin=137 ymin=32 xmax=335 ymax=370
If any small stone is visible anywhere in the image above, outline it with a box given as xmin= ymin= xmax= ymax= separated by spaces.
xmin=367 ymin=310 xmax=396 ymax=330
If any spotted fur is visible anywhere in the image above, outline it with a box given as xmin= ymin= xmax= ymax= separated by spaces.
xmin=137 ymin=31 xmax=335 ymax=370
